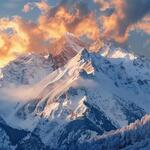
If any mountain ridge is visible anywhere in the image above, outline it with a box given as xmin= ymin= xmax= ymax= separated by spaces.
xmin=0 ymin=33 xmax=150 ymax=149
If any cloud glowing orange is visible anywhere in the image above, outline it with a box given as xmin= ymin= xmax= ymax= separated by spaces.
xmin=100 ymin=0 xmax=150 ymax=43
xmin=0 ymin=0 xmax=149 ymax=67
xmin=0 ymin=0 xmax=101 ymax=67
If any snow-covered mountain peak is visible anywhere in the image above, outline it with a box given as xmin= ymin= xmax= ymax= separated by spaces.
xmin=99 ymin=43 xmax=136 ymax=60
xmin=49 ymin=32 xmax=86 ymax=68
xmin=0 ymin=33 xmax=86 ymax=87
xmin=0 ymin=33 xmax=150 ymax=149
xmin=49 ymin=32 xmax=86 ymax=56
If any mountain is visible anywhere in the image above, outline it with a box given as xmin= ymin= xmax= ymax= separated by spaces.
xmin=0 ymin=33 xmax=150 ymax=149
xmin=0 ymin=33 xmax=85 ymax=87
xmin=77 ymin=115 xmax=150 ymax=150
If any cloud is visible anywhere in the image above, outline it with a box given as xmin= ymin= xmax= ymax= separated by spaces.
xmin=72 ymin=77 xmax=98 ymax=89
xmin=0 ymin=0 xmax=150 ymax=67
xmin=23 ymin=0 xmax=50 ymax=14
xmin=0 ymin=0 xmax=101 ymax=67
xmin=133 ymin=15 xmax=150 ymax=34
xmin=94 ymin=0 xmax=111 ymax=11
xmin=100 ymin=0 xmax=150 ymax=43
xmin=0 ymin=16 xmax=49 ymax=67
xmin=0 ymin=85 xmax=37 ymax=102
xmin=23 ymin=3 xmax=33 ymax=13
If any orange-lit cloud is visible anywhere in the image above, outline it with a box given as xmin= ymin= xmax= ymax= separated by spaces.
xmin=23 ymin=3 xmax=32 ymax=13
xmin=133 ymin=16 xmax=150 ymax=34
xmin=0 ymin=16 xmax=51 ymax=67
xmin=23 ymin=0 xmax=50 ymax=14
xmin=0 ymin=0 xmax=150 ymax=67
xmin=100 ymin=0 xmax=150 ymax=43
xmin=0 ymin=0 xmax=100 ymax=67
xmin=94 ymin=0 xmax=110 ymax=11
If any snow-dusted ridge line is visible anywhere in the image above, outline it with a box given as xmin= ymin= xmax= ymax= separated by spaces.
xmin=79 ymin=115 xmax=150 ymax=150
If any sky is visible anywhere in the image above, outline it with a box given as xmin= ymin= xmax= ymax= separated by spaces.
xmin=0 ymin=0 xmax=149 ymax=68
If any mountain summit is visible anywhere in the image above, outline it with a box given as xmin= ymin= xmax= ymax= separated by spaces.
xmin=0 ymin=34 xmax=150 ymax=150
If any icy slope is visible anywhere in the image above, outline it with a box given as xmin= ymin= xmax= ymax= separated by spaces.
xmin=100 ymin=44 xmax=150 ymax=96
xmin=29 ymin=47 xmax=150 ymax=148
xmin=0 ymin=49 xmax=91 ymax=130
xmin=1 ymin=47 xmax=147 ymax=149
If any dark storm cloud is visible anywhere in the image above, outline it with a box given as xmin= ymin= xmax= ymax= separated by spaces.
xmin=119 ymin=0 xmax=150 ymax=36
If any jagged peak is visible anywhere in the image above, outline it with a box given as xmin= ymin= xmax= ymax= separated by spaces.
xmin=49 ymin=32 xmax=86 ymax=56
xmin=99 ymin=43 xmax=137 ymax=61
